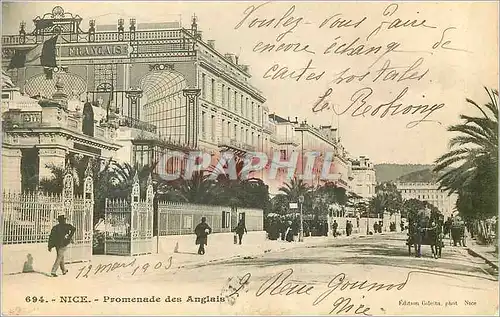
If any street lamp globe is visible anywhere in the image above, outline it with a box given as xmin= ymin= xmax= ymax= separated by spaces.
xmin=298 ymin=195 xmax=304 ymax=203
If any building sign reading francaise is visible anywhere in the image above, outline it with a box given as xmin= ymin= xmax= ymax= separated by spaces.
xmin=60 ymin=44 xmax=130 ymax=58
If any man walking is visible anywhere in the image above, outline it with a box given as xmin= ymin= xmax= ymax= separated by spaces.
xmin=194 ymin=217 xmax=212 ymax=255
xmin=48 ymin=215 xmax=76 ymax=277
xmin=235 ymin=219 xmax=247 ymax=245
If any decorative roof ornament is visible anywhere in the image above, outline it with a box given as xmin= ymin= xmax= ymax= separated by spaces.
xmin=1 ymin=70 xmax=15 ymax=89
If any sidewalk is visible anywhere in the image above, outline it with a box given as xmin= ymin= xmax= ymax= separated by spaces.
xmin=466 ymin=238 xmax=499 ymax=269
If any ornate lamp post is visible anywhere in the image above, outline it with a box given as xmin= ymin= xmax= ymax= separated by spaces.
xmin=299 ymin=195 xmax=305 ymax=242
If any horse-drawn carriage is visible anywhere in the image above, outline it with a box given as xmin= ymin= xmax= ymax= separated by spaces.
xmin=406 ymin=209 xmax=444 ymax=258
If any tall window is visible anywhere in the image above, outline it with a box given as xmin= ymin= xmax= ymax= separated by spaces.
xmin=201 ymin=73 xmax=206 ymax=99
xmin=227 ymin=88 xmax=231 ymax=110
xmin=221 ymin=84 xmax=225 ymax=106
xmin=246 ymin=98 xmax=249 ymax=118
xmin=222 ymin=211 xmax=230 ymax=229
xmin=201 ymin=111 xmax=206 ymax=134
xmin=211 ymin=79 xmax=215 ymax=103
xmin=234 ymin=91 xmax=238 ymax=114
xmin=280 ymin=150 xmax=287 ymax=160
xmin=241 ymin=95 xmax=244 ymax=116
xmin=134 ymin=145 xmax=151 ymax=167
xmin=258 ymin=105 xmax=261 ymax=124
xmin=211 ymin=115 xmax=216 ymax=139
xmin=222 ymin=119 xmax=225 ymax=137
xmin=234 ymin=124 xmax=237 ymax=139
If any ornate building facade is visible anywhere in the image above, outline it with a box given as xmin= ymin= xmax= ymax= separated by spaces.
xmin=2 ymin=7 xmax=272 ymax=177
xmin=264 ymin=114 xmax=353 ymax=195
xmin=1 ymin=70 xmax=120 ymax=192
xmin=350 ymin=156 xmax=377 ymax=199
xmin=2 ymin=6 xmax=355 ymax=194
xmin=396 ymin=182 xmax=458 ymax=217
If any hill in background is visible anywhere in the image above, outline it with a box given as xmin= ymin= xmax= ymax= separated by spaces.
xmin=397 ymin=168 xmax=440 ymax=183
xmin=374 ymin=164 xmax=434 ymax=183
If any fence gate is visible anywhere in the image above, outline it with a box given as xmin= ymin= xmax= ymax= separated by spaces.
xmin=104 ymin=173 xmax=153 ymax=256
xmin=64 ymin=163 xmax=94 ymax=263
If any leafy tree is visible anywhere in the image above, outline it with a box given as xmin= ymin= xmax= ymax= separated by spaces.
xmin=368 ymin=182 xmax=403 ymax=216
xmin=402 ymin=198 xmax=441 ymax=221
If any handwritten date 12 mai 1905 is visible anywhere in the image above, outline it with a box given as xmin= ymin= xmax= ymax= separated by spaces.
xmin=226 ymin=268 xmax=418 ymax=315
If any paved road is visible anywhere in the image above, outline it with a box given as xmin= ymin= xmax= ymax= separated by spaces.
xmin=3 ymin=233 xmax=498 ymax=315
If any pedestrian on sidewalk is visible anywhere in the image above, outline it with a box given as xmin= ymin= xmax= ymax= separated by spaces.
xmin=48 ymin=215 xmax=76 ymax=277
xmin=195 ymin=217 xmax=212 ymax=255
xmin=332 ymin=220 xmax=338 ymax=237
xmin=346 ymin=221 xmax=352 ymax=236
xmin=235 ymin=219 xmax=247 ymax=245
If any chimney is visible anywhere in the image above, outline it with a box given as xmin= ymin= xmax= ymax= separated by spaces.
xmin=239 ymin=64 xmax=250 ymax=73
xmin=331 ymin=128 xmax=338 ymax=141
xmin=224 ymin=53 xmax=235 ymax=64
xmin=207 ymin=40 xmax=215 ymax=49
xmin=235 ymin=56 xmax=239 ymax=65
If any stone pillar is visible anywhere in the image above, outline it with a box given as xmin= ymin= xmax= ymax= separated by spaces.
xmin=38 ymin=148 xmax=66 ymax=181
xmin=183 ymin=89 xmax=201 ymax=148
xmin=1 ymin=148 xmax=22 ymax=192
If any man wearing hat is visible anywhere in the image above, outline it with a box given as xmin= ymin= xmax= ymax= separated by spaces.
xmin=48 ymin=214 xmax=76 ymax=277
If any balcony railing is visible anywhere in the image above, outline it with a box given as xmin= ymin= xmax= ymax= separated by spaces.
xmin=119 ymin=116 xmax=157 ymax=134
xmin=2 ymin=111 xmax=42 ymax=129
xmin=218 ymin=137 xmax=256 ymax=152
xmin=2 ymin=109 xmax=112 ymax=141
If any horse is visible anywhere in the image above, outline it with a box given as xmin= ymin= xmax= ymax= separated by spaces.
xmin=407 ymin=226 xmax=443 ymax=259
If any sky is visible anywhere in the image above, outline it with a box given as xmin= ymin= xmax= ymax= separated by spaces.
xmin=2 ymin=1 xmax=499 ymax=164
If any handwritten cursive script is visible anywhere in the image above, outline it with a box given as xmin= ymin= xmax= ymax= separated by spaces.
xmin=75 ymin=257 xmax=173 ymax=279
xmin=224 ymin=268 xmax=428 ymax=315
xmin=312 ymin=86 xmax=444 ymax=128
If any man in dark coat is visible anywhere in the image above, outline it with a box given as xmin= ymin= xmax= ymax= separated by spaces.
xmin=195 ymin=217 xmax=212 ymax=255
xmin=235 ymin=219 xmax=247 ymax=245
xmin=346 ymin=221 xmax=353 ymax=236
xmin=48 ymin=215 xmax=76 ymax=277
xmin=332 ymin=220 xmax=338 ymax=237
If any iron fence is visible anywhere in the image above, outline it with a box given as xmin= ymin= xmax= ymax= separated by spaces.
xmin=2 ymin=192 xmax=65 ymax=244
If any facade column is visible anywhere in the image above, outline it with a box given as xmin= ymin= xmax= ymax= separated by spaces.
xmin=1 ymin=148 xmax=22 ymax=192
xmin=183 ymin=88 xmax=201 ymax=148
xmin=126 ymin=88 xmax=143 ymax=121
xmin=38 ymin=148 xmax=66 ymax=181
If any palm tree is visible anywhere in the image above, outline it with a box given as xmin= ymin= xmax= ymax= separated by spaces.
xmin=164 ymin=171 xmax=219 ymax=204
xmin=38 ymin=159 xmax=81 ymax=194
xmin=108 ymin=161 xmax=158 ymax=199
xmin=434 ymin=88 xmax=498 ymax=220
xmin=278 ymin=177 xmax=311 ymax=205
